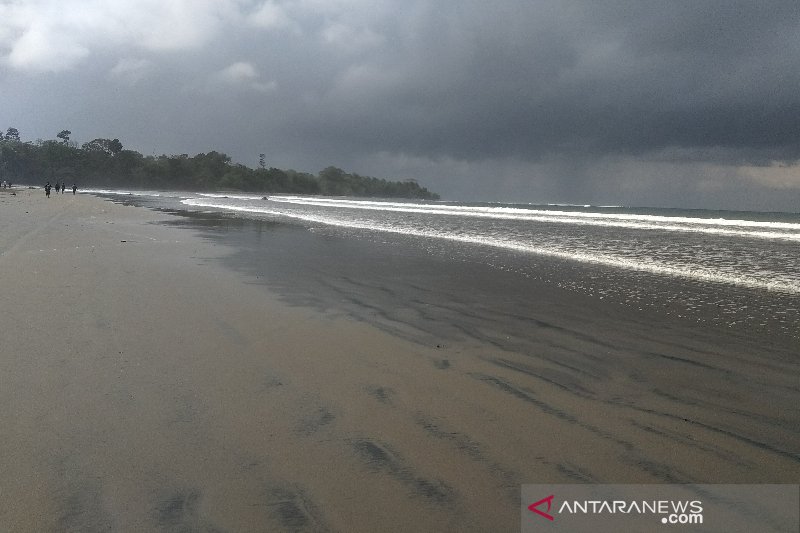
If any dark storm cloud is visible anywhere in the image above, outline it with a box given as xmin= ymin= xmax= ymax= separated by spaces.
xmin=1 ymin=1 xmax=799 ymax=208
xmin=280 ymin=1 xmax=800 ymax=164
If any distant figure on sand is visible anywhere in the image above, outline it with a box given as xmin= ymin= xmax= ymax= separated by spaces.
xmin=72 ymin=184 xmax=77 ymax=195
xmin=56 ymin=182 xmax=61 ymax=194
xmin=45 ymin=182 xmax=51 ymax=197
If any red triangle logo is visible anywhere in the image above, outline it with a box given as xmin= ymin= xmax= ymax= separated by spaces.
xmin=528 ymin=494 xmax=555 ymax=521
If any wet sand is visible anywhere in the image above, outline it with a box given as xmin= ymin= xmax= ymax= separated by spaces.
xmin=1 ymin=188 xmax=798 ymax=532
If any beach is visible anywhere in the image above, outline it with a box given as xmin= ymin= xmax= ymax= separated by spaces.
xmin=1 ymin=188 xmax=798 ymax=531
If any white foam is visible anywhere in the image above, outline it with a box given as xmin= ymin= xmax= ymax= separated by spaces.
xmin=180 ymin=197 xmax=800 ymax=295
xmin=266 ymin=196 xmax=800 ymax=241
xmin=80 ymin=188 xmax=192 ymax=198
xmin=198 ymin=193 xmax=267 ymax=201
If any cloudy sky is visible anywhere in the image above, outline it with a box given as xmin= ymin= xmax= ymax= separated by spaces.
xmin=2 ymin=0 xmax=799 ymax=210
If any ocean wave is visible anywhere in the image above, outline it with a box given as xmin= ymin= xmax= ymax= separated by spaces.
xmin=253 ymin=196 xmax=800 ymax=241
xmin=180 ymin=197 xmax=800 ymax=295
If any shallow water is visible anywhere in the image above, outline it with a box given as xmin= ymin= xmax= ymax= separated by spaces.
xmin=88 ymin=189 xmax=800 ymax=340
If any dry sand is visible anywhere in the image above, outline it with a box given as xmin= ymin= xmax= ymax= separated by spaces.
xmin=0 ymin=188 xmax=798 ymax=531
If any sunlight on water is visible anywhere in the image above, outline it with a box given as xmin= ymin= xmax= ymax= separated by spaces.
xmin=264 ymin=196 xmax=800 ymax=240
xmin=182 ymin=196 xmax=800 ymax=296
xmin=84 ymin=189 xmax=800 ymax=337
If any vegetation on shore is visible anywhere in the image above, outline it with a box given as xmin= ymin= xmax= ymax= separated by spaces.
xmin=0 ymin=127 xmax=440 ymax=200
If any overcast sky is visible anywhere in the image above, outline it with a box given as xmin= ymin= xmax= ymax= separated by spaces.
xmin=2 ymin=0 xmax=799 ymax=210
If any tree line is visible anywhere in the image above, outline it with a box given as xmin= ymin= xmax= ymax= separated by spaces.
xmin=0 ymin=128 xmax=440 ymax=200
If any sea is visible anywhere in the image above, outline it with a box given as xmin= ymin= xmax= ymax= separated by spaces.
xmin=84 ymin=189 xmax=800 ymax=341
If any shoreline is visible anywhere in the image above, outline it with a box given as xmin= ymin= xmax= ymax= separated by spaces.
xmin=111 ymin=189 xmax=800 ymax=342
xmin=1 ymin=189 xmax=798 ymax=531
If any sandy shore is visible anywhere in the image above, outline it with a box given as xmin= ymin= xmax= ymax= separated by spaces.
xmin=1 ymin=188 xmax=797 ymax=532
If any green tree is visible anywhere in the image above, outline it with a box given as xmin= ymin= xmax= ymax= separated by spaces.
xmin=82 ymin=138 xmax=122 ymax=156
xmin=319 ymin=166 xmax=352 ymax=195
xmin=0 ymin=130 xmax=439 ymax=198
xmin=5 ymin=127 xmax=20 ymax=142
xmin=108 ymin=138 xmax=123 ymax=155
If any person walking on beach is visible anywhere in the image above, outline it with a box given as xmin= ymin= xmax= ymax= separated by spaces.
xmin=45 ymin=182 xmax=51 ymax=197
xmin=72 ymin=184 xmax=77 ymax=195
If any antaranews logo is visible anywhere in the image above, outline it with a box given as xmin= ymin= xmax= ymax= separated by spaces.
xmin=522 ymin=484 xmax=800 ymax=533
xmin=525 ymin=492 xmax=704 ymax=527
xmin=527 ymin=495 xmax=555 ymax=521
